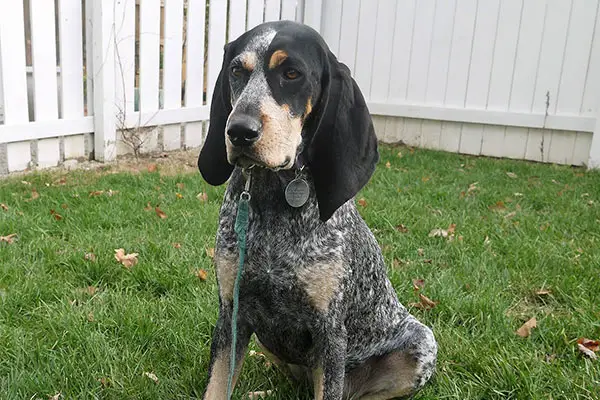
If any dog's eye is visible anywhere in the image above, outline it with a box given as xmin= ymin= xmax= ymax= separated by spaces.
xmin=283 ymin=68 xmax=300 ymax=80
xmin=231 ymin=66 xmax=244 ymax=78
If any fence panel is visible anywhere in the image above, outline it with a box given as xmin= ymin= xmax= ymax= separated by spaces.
xmin=58 ymin=0 xmax=86 ymax=159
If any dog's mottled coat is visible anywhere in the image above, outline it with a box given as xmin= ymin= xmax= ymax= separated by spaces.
xmin=198 ymin=21 xmax=437 ymax=400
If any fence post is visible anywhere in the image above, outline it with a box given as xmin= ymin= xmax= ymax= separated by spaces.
xmin=589 ymin=108 xmax=600 ymax=168
xmin=91 ymin=0 xmax=116 ymax=162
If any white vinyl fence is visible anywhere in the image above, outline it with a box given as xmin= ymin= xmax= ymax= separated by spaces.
xmin=0 ymin=0 xmax=599 ymax=174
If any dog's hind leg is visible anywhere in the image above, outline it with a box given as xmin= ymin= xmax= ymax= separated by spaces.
xmin=344 ymin=319 xmax=437 ymax=400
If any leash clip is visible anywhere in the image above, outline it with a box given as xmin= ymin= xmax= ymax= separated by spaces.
xmin=240 ymin=168 xmax=252 ymax=201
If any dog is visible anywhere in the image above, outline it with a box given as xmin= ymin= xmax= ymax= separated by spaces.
xmin=197 ymin=21 xmax=437 ymax=400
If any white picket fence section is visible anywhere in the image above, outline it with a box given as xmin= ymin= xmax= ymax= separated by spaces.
xmin=0 ymin=0 xmax=599 ymax=174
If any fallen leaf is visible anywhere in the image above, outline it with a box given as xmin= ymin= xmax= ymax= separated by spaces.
xmin=25 ymin=189 xmax=40 ymax=202
xmin=428 ymin=224 xmax=456 ymax=239
xmin=85 ymin=286 xmax=98 ymax=296
xmin=577 ymin=343 xmax=598 ymax=360
xmin=197 ymin=192 xmax=208 ymax=202
xmin=0 ymin=233 xmax=17 ymax=244
xmin=516 ymin=317 xmax=537 ymax=338
xmin=53 ymin=177 xmax=67 ymax=186
xmin=467 ymin=182 xmax=479 ymax=194
xmin=504 ymin=211 xmax=517 ymax=219
xmin=0 ymin=203 xmax=7 ymax=211
xmin=21 ymin=180 xmax=31 ymax=185
xmin=410 ymin=293 xmax=438 ymax=310
xmin=60 ymin=203 xmax=68 ymax=209
xmin=422 ymin=176 xmax=431 ymax=182
xmin=357 ymin=198 xmax=367 ymax=208
xmin=147 ymin=164 xmax=158 ymax=172
xmin=423 ymin=259 xmax=433 ymax=264
xmin=98 ymin=377 xmax=111 ymax=388
xmin=196 ymin=269 xmax=208 ymax=281
xmin=385 ymin=161 xmax=391 ymax=169
xmin=84 ymin=252 xmax=96 ymax=261
xmin=447 ymin=223 xmax=456 ymax=235
xmin=106 ymin=189 xmax=119 ymax=197
xmin=540 ymin=222 xmax=550 ymax=231
xmin=206 ymin=247 xmax=215 ymax=258
xmin=247 ymin=390 xmax=274 ymax=399
xmin=176 ymin=192 xmax=183 ymax=199
xmin=176 ymin=182 xmax=185 ymax=190
xmin=535 ymin=289 xmax=552 ymax=296
xmin=506 ymin=172 xmax=518 ymax=179
xmin=489 ymin=201 xmax=506 ymax=211
xmin=87 ymin=312 xmax=95 ymax=322
xmin=155 ymin=206 xmax=167 ymax=219
xmin=577 ymin=338 xmax=600 ymax=353
xmin=397 ymin=151 xmax=403 ymax=158
xmin=49 ymin=393 xmax=61 ymax=400
xmin=395 ymin=224 xmax=409 ymax=233
xmin=417 ymin=248 xmax=424 ymax=256
xmin=143 ymin=371 xmax=159 ymax=384
xmin=172 ymin=243 xmax=182 ymax=249
xmin=50 ymin=209 xmax=63 ymax=221
xmin=412 ymin=278 xmax=425 ymax=291
xmin=114 ymin=249 xmax=139 ymax=268
xmin=89 ymin=190 xmax=104 ymax=197
xmin=144 ymin=202 xmax=153 ymax=211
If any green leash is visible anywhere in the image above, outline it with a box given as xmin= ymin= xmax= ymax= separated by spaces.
xmin=226 ymin=170 xmax=251 ymax=400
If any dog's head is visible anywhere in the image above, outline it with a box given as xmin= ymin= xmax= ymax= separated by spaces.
xmin=198 ymin=21 xmax=378 ymax=221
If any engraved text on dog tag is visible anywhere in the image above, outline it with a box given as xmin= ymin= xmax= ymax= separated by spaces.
xmin=285 ymin=178 xmax=310 ymax=207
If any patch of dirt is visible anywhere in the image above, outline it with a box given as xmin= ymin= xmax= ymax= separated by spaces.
xmin=0 ymin=149 xmax=200 ymax=179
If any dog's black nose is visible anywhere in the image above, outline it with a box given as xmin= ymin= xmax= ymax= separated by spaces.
xmin=227 ymin=115 xmax=261 ymax=147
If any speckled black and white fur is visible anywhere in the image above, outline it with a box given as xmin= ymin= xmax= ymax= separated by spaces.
xmin=198 ymin=21 xmax=437 ymax=400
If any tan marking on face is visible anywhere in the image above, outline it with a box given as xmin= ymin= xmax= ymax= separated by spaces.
xmin=248 ymin=98 xmax=302 ymax=169
xmin=297 ymin=262 xmax=343 ymax=312
xmin=204 ymin=347 xmax=245 ymax=400
xmin=215 ymin=252 xmax=238 ymax=302
xmin=241 ymin=51 xmax=257 ymax=71
xmin=313 ymin=367 xmax=324 ymax=400
xmin=305 ymin=97 xmax=312 ymax=116
xmin=268 ymin=49 xmax=288 ymax=69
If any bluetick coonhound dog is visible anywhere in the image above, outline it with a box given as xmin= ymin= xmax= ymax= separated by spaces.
xmin=198 ymin=21 xmax=437 ymax=399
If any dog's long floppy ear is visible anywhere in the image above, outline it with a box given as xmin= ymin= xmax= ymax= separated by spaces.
xmin=198 ymin=45 xmax=234 ymax=185
xmin=305 ymin=51 xmax=379 ymax=222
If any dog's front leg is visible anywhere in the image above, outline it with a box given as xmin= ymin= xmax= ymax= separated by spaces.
xmin=203 ymin=304 xmax=252 ymax=400
xmin=313 ymin=326 xmax=347 ymax=400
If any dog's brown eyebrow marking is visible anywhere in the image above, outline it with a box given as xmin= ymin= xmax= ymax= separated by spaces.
xmin=241 ymin=52 xmax=257 ymax=71
xmin=268 ymin=50 xmax=288 ymax=69
xmin=305 ymin=97 xmax=313 ymax=116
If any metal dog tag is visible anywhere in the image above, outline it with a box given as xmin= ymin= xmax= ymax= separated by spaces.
xmin=285 ymin=178 xmax=310 ymax=208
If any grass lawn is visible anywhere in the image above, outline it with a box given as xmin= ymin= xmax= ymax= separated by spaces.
xmin=1 ymin=145 xmax=599 ymax=399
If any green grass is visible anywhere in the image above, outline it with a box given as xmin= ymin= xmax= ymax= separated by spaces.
xmin=1 ymin=145 xmax=599 ymax=399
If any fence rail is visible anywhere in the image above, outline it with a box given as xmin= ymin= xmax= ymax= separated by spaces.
xmin=0 ymin=0 xmax=599 ymax=173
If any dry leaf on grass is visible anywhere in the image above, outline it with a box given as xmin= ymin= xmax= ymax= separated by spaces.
xmin=50 ymin=209 xmax=63 ymax=221
xmin=143 ymin=371 xmax=159 ymax=384
xmin=206 ymin=247 xmax=215 ymax=258
xmin=0 ymin=203 xmax=7 ymax=211
xmin=409 ymin=293 xmax=437 ymax=310
xmin=175 ymin=192 xmax=183 ymax=199
xmin=577 ymin=338 xmax=600 ymax=353
xmin=0 ymin=233 xmax=17 ymax=244
xmin=357 ymin=198 xmax=367 ymax=208
xmin=196 ymin=269 xmax=208 ymax=281
xmin=49 ymin=393 xmax=61 ymax=400
xmin=21 ymin=180 xmax=31 ymax=185
xmin=506 ymin=172 xmax=518 ymax=179
xmin=25 ymin=189 xmax=40 ymax=202
xmin=247 ymin=390 xmax=274 ymax=399
xmin=84 ymin=252 xmax=96 ymax=261
xmin=428 ymin=223 xmax=456 ymax=240
xmin=516 ymin=317 xmax=537 ymax=338
xmin=114 ymin=249 xmax=139 ymax=268
xmin=385 ymin=161 xmax=391 ymax=169
xmin=173 ymin=243 xmax=182 ymax=249
xmin=504 ymin=211 xmax=517 ymax=219
xmin=89 ymin=190 xmax=104 ymax=197
xmin=395 ymin=224 xmax=409 ymax=233
xmin=489 ymin=201 xmax=506 ymax=211
xmin=147 ymin=164 xmax=158 ymax=172
xmin=535 ymin=289 xmax=552 ymax=296
xmin=155 ymin=206 xmax=167 ymax=219
xmin=412 ymin=278 xmax=425 ymax=291
xmin=197 ymin=192 xmax=208 ymax=202
xmin=144 ymin=202 xmax=153 ymax=211
xmin=176 ymin=182 xmax=185 ymax=190
xmin=577 ymin=343 xmax=598 ymax=360
xmin=87 ymin=312 xmax=95 ymax=322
